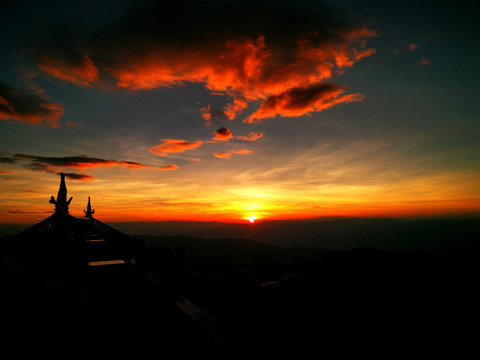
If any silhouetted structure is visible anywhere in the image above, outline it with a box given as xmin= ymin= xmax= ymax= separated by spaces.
xmin=48 ymin=172 xmax=73 ymax=216
xmin=1 ymin=173 xmax=224 ymax=349
xmin=84 ymin=196 xmax=95 ymax=218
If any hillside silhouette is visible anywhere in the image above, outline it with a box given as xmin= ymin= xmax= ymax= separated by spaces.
xmin=109 ymin=217 xmax=480 ymax=254
xmin=131 ymin=233 xmax=479 ymax=353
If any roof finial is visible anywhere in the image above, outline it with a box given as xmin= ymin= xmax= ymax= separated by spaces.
xmin=49 ymin=172 xmax=72 ymax=215
xmin=84 ymin=196 xmax=95 ymax=218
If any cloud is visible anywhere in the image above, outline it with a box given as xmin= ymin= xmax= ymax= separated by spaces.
xmin=231 ymin=149 xmax=253 ymax=155
xmin=394 ymin=43 xmax=420 ymax=56
xmin=61 ymin=172 xmax=96 ymax=182
xmin=409 ymin=43 xmax=419 ymax=51
xmin=213 ymin=152 xmax=231 ymax=159
xmin=245 ymin=83 xmax=364 ymax=123
xmin=200 ymin=106 xmax=228 ymax=125
xmin=0 ymin=155 xmax=17 ymax=164
xmin=419 ymin=58 xmax=431 ymax=66
xmin=149 ymin=139 xmax=203 ymax=156
xmin=158 ymin=164 xmax=179 ymax=171
xmin=236 ymin=131 xmax=264 ymax=141
xmin=15 ymin=154 xmax=118 ymax=170
xmin=214 ymin=148 xmax=253 ymax=159
xmin=119 ymin=161 xmax=178 ymax=170
xmin=13 ymin=154 xmax=178 ymax=177
xmin=0 ymin=81 xmax=65 ymax=126
xmin=34 ymin=0 xmax=376 ymax=122
xmin=213 ymin=127 xmax=233 ymax=141
xmin=8 ymin=209 xmax=52 ymax=214
xmin=37 ymin=49 xmax=99 ymax=86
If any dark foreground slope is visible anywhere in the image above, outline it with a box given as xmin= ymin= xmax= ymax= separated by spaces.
xmin=2 ymin=230 xmax=479 ymax=355
xmin=140 ymin=235 xmax=480 ymax=354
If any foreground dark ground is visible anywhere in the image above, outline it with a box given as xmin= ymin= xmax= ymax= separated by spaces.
xmin=2 ymin=232 xmax=479 ymax=355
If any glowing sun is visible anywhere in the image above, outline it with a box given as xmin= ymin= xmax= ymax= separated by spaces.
xmin=247 ymin=215 xmax=257 ymax=223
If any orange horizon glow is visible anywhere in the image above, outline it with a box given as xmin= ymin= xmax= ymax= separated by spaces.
xmin=3 ymin=195 xmax=480 ymax=226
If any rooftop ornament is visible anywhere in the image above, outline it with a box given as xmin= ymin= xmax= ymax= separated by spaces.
xmin=48 ymin=172 xmax=72 ymax=216
xmin=84 ymin=196 xmax=95 ymax=218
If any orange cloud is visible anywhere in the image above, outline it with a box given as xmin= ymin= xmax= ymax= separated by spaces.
xmin=118 ymin=161 xmax=177 ymax=170
xmin=0 ymin=81 xmax=64 ymax=127
xmin=37 ymin=50 xmax=99 ymax=86
xmin=236 ymin=131 xmax=264 ymax=141
xmin=35 ymin=1 xmax=376 ymax=122
xmin=214 ymin=148 xmax=253 ymax=159
xmin=213 ymin=127 xmax=233 ymax=141
xmin=245 ymin=83 xmax=363 ymax=123
xmin=213 ymin=152 xmax=231 ymax=159
xmin=149 ymin=139 xmax=203 ymax=156
xmin=231 ymin=149 xmax=253 ymax=155
xmin=158 ymin=164 xmax=179 ymax=170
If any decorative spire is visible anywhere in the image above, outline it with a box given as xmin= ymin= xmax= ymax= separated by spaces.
xmin=84 ymin=196 xmax=95 ymax=218
xmin=49 ymin=172 xmax=72 ymax=215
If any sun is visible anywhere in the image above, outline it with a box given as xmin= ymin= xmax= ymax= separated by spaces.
xmin=247 ymin=215 xmax=257 ymax=223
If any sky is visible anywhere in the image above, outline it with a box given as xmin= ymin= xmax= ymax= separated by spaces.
xmin=1 ymin=0 xmax=479 ymax=224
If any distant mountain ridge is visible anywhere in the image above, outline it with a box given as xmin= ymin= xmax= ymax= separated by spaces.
xmin=3 ymin=217 xmax=479 ymax=255
xmin=109 ymin=218 xmax=480 ymax=254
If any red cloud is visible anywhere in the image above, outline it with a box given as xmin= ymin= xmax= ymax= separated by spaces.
xmin=149 ymin=139 xmax=203 ymax=156
xmin=213 ymin=127 xmax=233 ymax=141
xmin=37 ymin=51 xmax=99 ymax=86
xmin=0 ymin=81 xmax=65 ymax=127
xmin=110 ymin=31 xmax=374 ymax=122
xmin=35 ymin=1 xmax=376 ymax=122
xmin=236 ymin=131 xmax=264 ymax=141
xmin=245 ymin=83 xmax=363 ymax=123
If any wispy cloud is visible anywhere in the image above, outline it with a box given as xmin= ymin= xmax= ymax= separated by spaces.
xmin=236 ymin=131 xmax=264 ymax=142
xmin=214 ymin=148 xmax=253 ymax=159
xmin=62 ymin=172 xmax=96 ymax=182
xmin=149 ymin=139 xmax=203 ymax=156
xmin=0 ymin=81 xmax=64 ymax=127
xmin=37 ymin=49 xmax=98 ymax=86
xmin=213 ymin=152 xmax=231 ymax=159
xmin=11 ymin=153 xmax=178 ymax=181
xmin=245 ymin=83 xmax=363 ymax=123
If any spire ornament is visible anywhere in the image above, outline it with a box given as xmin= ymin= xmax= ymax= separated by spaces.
xmin=84 ymin=196 xmax=95 ymax=218
xmin=49 ymin=172 xmax=72 ymax=215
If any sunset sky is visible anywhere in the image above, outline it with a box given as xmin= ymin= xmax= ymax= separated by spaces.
xmin=1 ymin=0 xmax=479 ymax=224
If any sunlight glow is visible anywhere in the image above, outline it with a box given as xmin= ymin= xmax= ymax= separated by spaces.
xmin=247 ymin=215 xmax=257 ymax=223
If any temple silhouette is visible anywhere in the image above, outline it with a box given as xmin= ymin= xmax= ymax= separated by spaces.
xmin=1 ymin=173 xmax=224 ymax=349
